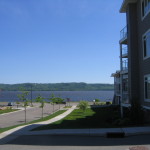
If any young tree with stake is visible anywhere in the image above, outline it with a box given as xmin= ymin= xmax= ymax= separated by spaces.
xmin=17 ymin=90 xmax=29 ymax=123
xmin=35 ymin=95 xmax=45 ymax=119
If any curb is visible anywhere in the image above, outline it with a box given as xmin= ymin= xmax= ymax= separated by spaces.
xmin=12 ymin=127 xmax=150 ymax=137
xmin=0 ymin=106 xmax=39 ymax=116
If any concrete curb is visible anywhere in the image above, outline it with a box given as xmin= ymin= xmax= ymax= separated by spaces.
xmin=0 ymin=106 xmax=39 ymax=116
xmin=122 ymin=127 xmax=150 ymax=136
xmin=17 ymin=127 xmax=150 ymax=137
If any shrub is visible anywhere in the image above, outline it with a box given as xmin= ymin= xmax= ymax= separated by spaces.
xmin=78 ymin=101 xmax=88 ymax=112
xmin=95 ymin=99 xmax=100 ymax=102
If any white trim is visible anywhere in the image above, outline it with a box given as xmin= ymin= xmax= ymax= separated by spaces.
xmin=142 ymin=105 xmax=150 ymax=110
xmin=141 ymin=0 xmax=150 ymax=21
xmin=143 ymin=29 xmax=150 ymax=60
xmin=144 ymin=74 xmax=150 ymax=102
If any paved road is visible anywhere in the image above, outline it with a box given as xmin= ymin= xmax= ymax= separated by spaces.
xmin=0 ymin=103 xmax=66 ymax=128
xmin=0 ymin=134 xmax=150 ymax=150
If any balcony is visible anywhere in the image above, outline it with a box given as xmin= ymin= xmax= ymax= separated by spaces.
xmin=122 ymin=46 xmax=128 ymax=58
xmin=121 ymin=59 xmax=128 ymax=74
xmin=122 ymin=59 xmax=128 ymax=70
xmin=114 ymin=83 xmax=121 ymax=94
xmin=116 ymin=90 xmax=121 ymax=95
xmin=122 ymin=93 xmax=129 ymax=104
xmin=120 ymin=26 xmax=127 ymax=44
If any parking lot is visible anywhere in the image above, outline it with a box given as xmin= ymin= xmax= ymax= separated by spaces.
xmin=0 ymin=103 xmax=66 ymax=128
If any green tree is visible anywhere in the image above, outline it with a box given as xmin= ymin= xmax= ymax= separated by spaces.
xmin=17 ymin=90 xmax=29 ymax=123
xmin=48 ymin=93 xmax=56 ymax=113
xmin=95 ymin=99 xmax=100 ymax=105
xmin=56 ymin=97 xmax=64 ymax=109
xmin=66 ymin=98 xmax=70 ymax=106
xmin=78 ymin=101 xmax=88 ymax=112
xmin=16 ymin=100 xmax=20 ymax=108
xmin=35 ymin=95 xmax=45 ymax=119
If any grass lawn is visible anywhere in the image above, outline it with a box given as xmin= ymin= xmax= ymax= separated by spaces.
xmin=0 ymin=110 xmax=66 ymax=133
xmin=0 ymin=109 xmax=19 ymax=114
xmin=63 ymin=106 xmax=72 ymax=109
xmin=33 ymin=106 xmax=122 ymax=131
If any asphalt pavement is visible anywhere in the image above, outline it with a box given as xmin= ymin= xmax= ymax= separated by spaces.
xmin=0 ymin=103 xmax=66 ymax=128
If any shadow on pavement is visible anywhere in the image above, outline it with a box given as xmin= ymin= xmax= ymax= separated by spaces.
xmin=6 ymin=134 xmax=150 ymax=146
xmin=0 ymin=124 xmax=150 ymax=146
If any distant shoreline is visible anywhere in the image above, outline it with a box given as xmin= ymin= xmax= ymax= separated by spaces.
xmin=0 ymin=83 xmax=114 ymax=91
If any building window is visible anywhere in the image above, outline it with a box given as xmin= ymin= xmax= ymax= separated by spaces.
xmin=143 ymin=30 xmax=150 ymax=59
xmin=145 ymin=75 xmax=150 ymax=101
xmin=142 ymin=0 xmax=150 ymax=18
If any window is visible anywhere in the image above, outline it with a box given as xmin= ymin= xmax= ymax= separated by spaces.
xmin=143 ymin=30 xmax=150 ymax=59
xmin=145 ymin=75 xmax=150 ymax=101
xmin=142 ymin=0 xmax=150 ymax=18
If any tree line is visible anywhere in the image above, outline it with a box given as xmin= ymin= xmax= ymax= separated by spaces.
xmin=0 ymin=82 xmax=114 ymax=91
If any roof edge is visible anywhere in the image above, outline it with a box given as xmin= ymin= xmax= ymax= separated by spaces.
xmin=120 ymin=0 xmax=137 ymax=13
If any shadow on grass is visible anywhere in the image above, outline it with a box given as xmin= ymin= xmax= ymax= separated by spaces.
xmin=33 ymin=105 xmax=121 ymax=131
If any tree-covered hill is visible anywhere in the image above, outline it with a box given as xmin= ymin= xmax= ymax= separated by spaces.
xmin=0 ymin=83 xmax=114 ymax=91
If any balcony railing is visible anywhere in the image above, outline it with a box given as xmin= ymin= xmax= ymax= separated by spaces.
xmin=120 ymin=26 xmax=127 ymax=41
xmin=122 ymin=46 xmax=128 ymax=56
xmin=122 ymin=93 xmax=129 ymax=104
xmin=116 ymin=90 xmax=121 ymax=95
xmin=122 ymin=59 xmax=128 ymax=71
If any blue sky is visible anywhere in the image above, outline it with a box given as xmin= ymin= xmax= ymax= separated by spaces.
xmin=0 ymin=0 xmax=126 ymax=84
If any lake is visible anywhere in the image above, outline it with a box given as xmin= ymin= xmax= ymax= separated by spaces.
xmin=0 ymin=91 xmax=114 ymax=102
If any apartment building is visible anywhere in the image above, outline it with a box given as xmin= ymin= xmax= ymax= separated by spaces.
xmin=112 ymin=0 xmax=150 ymax=117
xmin=111 ymin=71 xmax=121 ymax=105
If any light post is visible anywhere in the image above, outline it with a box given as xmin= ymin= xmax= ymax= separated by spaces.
xmin=31 ymin=85 xmax=33 ymax=106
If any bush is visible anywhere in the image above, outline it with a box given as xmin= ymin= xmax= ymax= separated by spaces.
xmin=95 ymin=99 xmax=100 ymax=102
xmin=106 ymin=101 xmax=111 ymax=105
xmin=112 ymin=118 xmax=131 ymax=126
xmin=78 ymin=101 xmax=88 ymax=112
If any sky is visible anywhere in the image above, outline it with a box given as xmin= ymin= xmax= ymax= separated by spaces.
xmin=0 ymin=0 xmax=126 ymax=84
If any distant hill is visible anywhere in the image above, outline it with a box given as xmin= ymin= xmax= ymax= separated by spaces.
xmin=0 ymin=83 xmax=114 ymax=91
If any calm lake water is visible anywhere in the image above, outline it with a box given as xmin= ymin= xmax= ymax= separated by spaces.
xmin=0 ymin=91 xmax=114 ymax=102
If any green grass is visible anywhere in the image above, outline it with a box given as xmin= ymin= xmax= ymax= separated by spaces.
xmin=63 ymin=106 xmax=72 ymax=108
xmin=0 ymin=109 xmax=19 ymax=114
xmin=0 ymin=110 xmax=66 ymax=133
xmin=33 ymin=106 xmax=122 ymax=131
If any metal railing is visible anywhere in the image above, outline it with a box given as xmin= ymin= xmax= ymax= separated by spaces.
xmin=116 ymin=90 xmax=121 ymax=95
xmin=122 ymin=59 xmax=128 ymax=71
xmin=122 ymin=93 xmax=129 ymax=104
xmin=122 ymin=46 xmax=128 ymax=56
xmin=120 ymin=26 xmax=127 ymax=41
